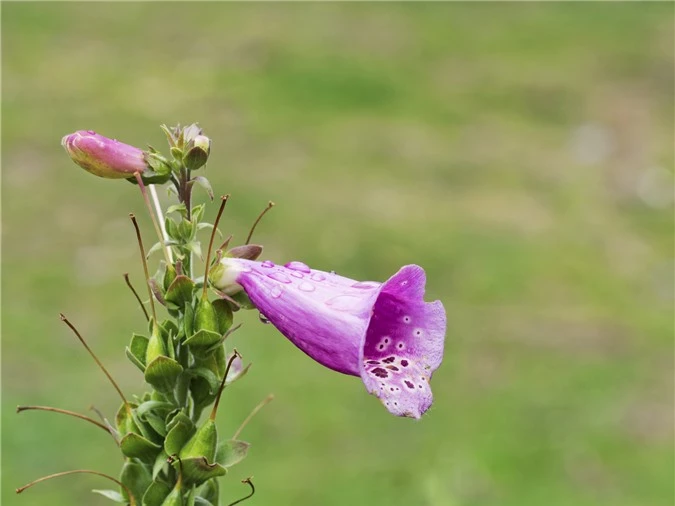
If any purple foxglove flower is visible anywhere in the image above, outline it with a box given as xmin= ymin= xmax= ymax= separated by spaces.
xmin=62 ymin=130 xmax=148 ymax=179
xmin=211 ymin=258 xmax=446 ymax=419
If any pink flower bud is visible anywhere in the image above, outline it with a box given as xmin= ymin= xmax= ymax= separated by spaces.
xmin=61 ymin=130 xmax=149 ymax=179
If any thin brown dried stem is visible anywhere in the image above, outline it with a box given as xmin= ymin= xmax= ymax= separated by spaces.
xmin=202 ymin=195 xmax=229 ymax=299
xmin=16 ymin=469 xmax=136 ymax=505
xmin=232 ymin=394 xmax=274 ymax=440
xmin=210 ymin=349 xmax=241 ymax=421
xmin=123 ymin=273 xmax=149 ymax=321
xmin=226 ymin=477 xmax=255 ymax=506
xmin=245 ymin=201 xmax=274 ymax=245
xmin=16 ymin=405 xmax=114 ymax=437
xmin=129 ymin=213 xmax=157 ymax=323
xmin=59 ymin=314 xmax=129 ymax=411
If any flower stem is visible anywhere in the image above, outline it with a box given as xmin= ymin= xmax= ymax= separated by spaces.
xmin=149 ymin=183 xmax=173 ymax=263
xmin=226 ymin=477 xmax=255 ymax=506
xmin=16 ymin=469 xmax=136 ymax=505
xmin=134 ymin=172 xmax=172 ymax=266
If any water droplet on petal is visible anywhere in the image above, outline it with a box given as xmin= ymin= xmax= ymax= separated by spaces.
xmin=258 ymin=313 xmax=270 ymax=324
xmin=330 ymin=270 xmax=337 ymax=275
xmin=351 ymin=281 xmax=380 ymax=289
xmin=268 ymin=272 xmax=291 ymax=283
xmin=261 ymin=260 xmax=275 ymax=268
xmin=270 ymin=285 xmax=283 ymax=298
xmin=290 ymin=271 xmax=304 ymax=278
xmin=86 ymin=130 xmax=96 ymax=135
xmin=285 ymin=261 xmax=311 ymax=273
xmin=325 ymin=294 xmax=362 ymax=312
xmin=310 ymin=272 xmax=325 ymax=282
xmin=298 ymin=281 xmax=315 ymax=292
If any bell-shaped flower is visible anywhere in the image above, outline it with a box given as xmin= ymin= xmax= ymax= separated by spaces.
xmin=62 ymin=130 xmax=149 ymax=179
xmin=210 ymin=258 xmax=446 ymax=419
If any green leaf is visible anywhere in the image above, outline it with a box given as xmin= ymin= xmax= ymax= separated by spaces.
xmin=230 ymin=290 xmax=255 ymax=310
xmin=165 ymin=217 xmax=179 ymax=241
xmin=173 ymin=457 xmax=226 ymax=487
xmin=152 ymin=450 xmax=170 ymax=480
xmin=197 ymin=479 xmax=219 ymax=505
xmin=164 ymin=275 xmax=195 ymax=310
xmin=184 ymin=329 xmax=222 ymax=352
xmin=167 ymin=203 xmax=188 ymax=218
xmin=142 ymin=479 xmax=172 ymax=506
xmin=216 ymin=440 xmax=251 ymax=468
xmin=126 ymin=333 xmax=149 ymax=372
xmin=212 ymin=298 xmax=233 ymax=334
xmin=136 ymin=400 xmax=173 ymax=419
xmin=120 ymin=432 xmax=162 ymax=462
xmin=191 ymin=176 xmax=213 ymax=201
xmin=183 ymin=302 xmax=195 ymax=339
xmin=185 ymin=241 xmax=203 ymax=261
xmin=178 ymin=219 xmax=194 ymax=242
xmin=185 ymin=367 xmax=220 ymax=394
xmin=164 ymin=418 xmax=195 ymax=456
xmin=192 ymin=204 xmax=206 ymax=223
xmin=120 ymin=461 xmax=152 ymax=506
xmin=144 ymin=356 xmax=183 ymax=395
xmin=92 ymin=489 xmax=126 ymax=503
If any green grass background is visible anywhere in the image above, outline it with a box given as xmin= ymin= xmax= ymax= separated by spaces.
xmin=2 ymin=3 xmax=673 ymax=505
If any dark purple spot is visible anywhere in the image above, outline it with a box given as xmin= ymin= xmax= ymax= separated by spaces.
xmin=400 ymin=360 xmax=409 ymax=367
xmin=366 ymin=360 xmax=380 ymax=365
xmin=390 ymin=387 xmax=395 ymax=391
xmin=386 ymin=365 xmax=399 ymax=371
xmin=378 ymin=344 xmax=385 ymax=350
xmin=371 ymin=368 xmax=389 ymax=378
xmin=405 ymin=380 xmax=415 ymax=389
xmin=383 ymin=338 xmax=390 ymax=344
xmin=397 ymin=343 xmax=404 ymax=349
xmin=382 ymin=356 xmax=396 ymax=364
xmin=414 ymin=330 xmax=422 ymax=336
xmin=418 ymin=385 xmax=423 ymax=389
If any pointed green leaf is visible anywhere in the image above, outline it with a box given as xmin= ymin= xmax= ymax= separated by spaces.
xmin=120 ymin=461 xmax=152 ymax=506
xmin=142 ymin=479 xmax=172 ymax=506
xmin=212 ymin=298 xmax=233 ymax=334
xmin=145 ymin=356 xmax=183 ymax=395
xmin=216 ymin=440 xmax=250 ymax=468
xmin=191 ymin=176 xmax=213 ymax=200
xmin=120 ymin=432 xmax=162 ymax=462
xmin=165 ymin=275 xmax=195 ymax=310
xmin=152 ymin=450 xmax=170 ymax=480
xmin=126 ymin=333 xmax=149 ymax=372
xmin=164 ymin=418 xmax=196 ymax=456
xmin=172 ymin=457 xmax=226 ymax=488
xmin=92 ymin=489 xmax=126 ymax=503
xmin=184 ymin=329 xmax=221 ymax=352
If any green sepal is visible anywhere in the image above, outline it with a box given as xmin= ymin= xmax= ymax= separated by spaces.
xmin=193 ymin=298 xmax=218 ymax=333
xmin=166 ymin=410 xmax=192 ymax=433
xmin=172 ymin=457 xmax=226 ymax=487
xmin=142 ymin=479 xmax=172 ymax=506
xmin=145 ymin=356 xmax=184 ymax=395
xmin=146 ymin=324 xmax=168 ymax=366
xmin=230 ymin=291 xmax=255 ymax=310
xmin=184 ymin=329 xmax=221 ymax=354
xmin=92 ymin=489 xmax=126 ymax=503
xmin=194 ymin=499 xmax=214 ymax=506
xmin=216 ymin=439 xmax=250 ymax=468
xmin=165 ymin=275 xmax=195 ymax=310
xmin=120 ymin=460 xmax=152 ymax=506
xmin=164 ymin=417 xmax=196 ymax=456
xmin=212 ymin=298 xmax=233 ymax=334
xmin=144 ymin=413 xmax=168 ymax=438
xmin=120 ymin=432 xmax=163 ymax=462
xmin=115 ymin=403 xmax=140 ymax=435
xmin=136 ymin=400 xmax=174 ymax=419
xmin=126 ymin=333 xmax=149 ymax=372
xmin=163 ymin=264 xmax=178 ymax=291
xmin=183 ymin=302 xmax=195 ymax=339
xmin=179 ymin=419 xmax=217 ymax=463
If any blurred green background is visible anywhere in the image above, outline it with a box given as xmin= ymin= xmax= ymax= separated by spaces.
xmin=2 ymin=3 xmax=673 ymax=506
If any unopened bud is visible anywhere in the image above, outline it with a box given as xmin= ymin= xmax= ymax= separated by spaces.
xmin=183 ymin=135 xmax=211 ymax=171
xmin=62 ymin=130 xmax=148 ymax=179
